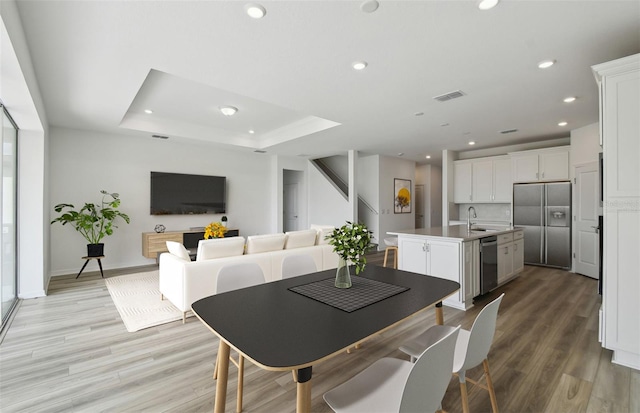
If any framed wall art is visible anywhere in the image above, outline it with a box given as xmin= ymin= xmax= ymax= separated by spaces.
xmin=394 ymin=178 xmax=411 ymax=214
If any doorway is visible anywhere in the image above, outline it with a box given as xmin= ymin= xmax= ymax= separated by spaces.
xmin=283 ymin=169 xmax=304 ymax=232
xmin=415 ymin=184 xmax=424 ymax=228
xmin=574 ymin=162 xmax=599 ymax=279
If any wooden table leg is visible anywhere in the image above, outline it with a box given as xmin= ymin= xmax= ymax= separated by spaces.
xmin=296 ymin=367 xmax=312 ymax=413
xmin=214 ymin=341 xmax=230 ymax=413
xmin=435 ymin=301 xmax=444 ymax=325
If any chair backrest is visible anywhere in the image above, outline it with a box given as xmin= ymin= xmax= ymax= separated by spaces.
xmin=461 ymin=293 xmax=505 ymax=372
xmin=217 ymin=262 xmax=265 ymax=294
xmin=400 ymin=325 xmax=461 ymax=413
xmin=282 ymin=254 xmax=317 ymax=279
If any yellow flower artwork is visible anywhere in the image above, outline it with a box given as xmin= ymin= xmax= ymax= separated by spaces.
xmin=394 ymin=178 xmax=412 ymax=213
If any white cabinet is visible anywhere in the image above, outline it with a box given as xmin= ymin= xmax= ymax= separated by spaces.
xmin=593 ymin=53 xmax=640 ymax=370
xmin=497 ymin=233 xmax=514 ymax=284
xmin=397 ymin=236 xmax=466 ymax=309
xmin=497 ymin=230 xmax=524 ymax=285
xmin=398 ymin=237 xmax=428 ymax=275
xmin=510 ymin=147 xmax=570 ymax=183
xmin=513 ymin=238 xmax=524 ymax=274
xmin=454 ymin=161 xmax=472 ymax=203
xmin=454 ymin=156 xmax=512 ymax=204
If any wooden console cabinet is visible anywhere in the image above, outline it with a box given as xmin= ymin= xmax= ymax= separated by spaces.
xmin=142 ymin=228 xmax=239 ymax=259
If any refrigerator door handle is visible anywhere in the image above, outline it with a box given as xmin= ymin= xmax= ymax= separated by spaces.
xmin=541 ymin=185 xmax=546 ymax=264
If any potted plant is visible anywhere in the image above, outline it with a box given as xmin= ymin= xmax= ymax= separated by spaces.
xmin=51 ymin=190 xmax=130 ymax=257
xmin=327 ymin=221 xmax=372 ymax=288
xmin=221 ymin=215 xmax=228 ymax=227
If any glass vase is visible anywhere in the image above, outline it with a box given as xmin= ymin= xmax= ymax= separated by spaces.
xmin=335 ymin=257 xmax=352 ymax=288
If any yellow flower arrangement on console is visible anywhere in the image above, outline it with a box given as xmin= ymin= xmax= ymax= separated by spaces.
xmin=204 ymin=221 xmax=227 ymax=239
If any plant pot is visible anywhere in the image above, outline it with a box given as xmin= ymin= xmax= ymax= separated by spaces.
xmin=87 ymin=243 xmax=104 ymax=257
xmin=335 ymin=257 xmax=352 ymax=289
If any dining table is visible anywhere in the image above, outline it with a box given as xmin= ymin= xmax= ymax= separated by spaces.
xmin=191 ymin=264 xmax=460 ymax=413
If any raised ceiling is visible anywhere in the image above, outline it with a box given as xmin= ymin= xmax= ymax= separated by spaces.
xmin=14 ymin=0 xmax=640 ymax=163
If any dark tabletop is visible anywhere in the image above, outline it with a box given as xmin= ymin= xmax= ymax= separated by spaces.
xmin=191 ymin=265 xmax=459 ymax=371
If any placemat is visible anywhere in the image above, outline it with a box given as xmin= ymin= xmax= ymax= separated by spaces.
xmin=289 ymin=276 xmax=409 ymax=313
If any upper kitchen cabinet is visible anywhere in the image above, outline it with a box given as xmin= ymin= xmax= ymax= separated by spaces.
xmin=510 ymin=146 xmax=570 ymax=183
xmin=454 ymin=156 xmax=512 ymax=203
xmin=453 ymin=161 xmax=473 ymax=203
xmin=593 ymin=53 xmax=640 ymax=370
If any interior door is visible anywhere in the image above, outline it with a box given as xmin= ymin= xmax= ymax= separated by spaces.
xmin=415 ymin=184 xmax=424 ymax=228
xmin=283 ymin=183 xmax=299 ymax=232
xmin=575 ymin=163 xmax=599 ymax=278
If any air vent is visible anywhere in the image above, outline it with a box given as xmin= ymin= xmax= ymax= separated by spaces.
xmin=500 ymin=129 xmax=519 ymax=134
xmin=254 ymin=150 xmax=267 ymax=153
xmin=433 ymin=90 xmax=466 ymax=102
xmin=152 ymin=135 xmax=169 ymax=139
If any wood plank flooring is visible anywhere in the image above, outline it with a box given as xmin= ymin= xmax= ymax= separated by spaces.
xmin=1 ymin=253 xmax=638 ymax=413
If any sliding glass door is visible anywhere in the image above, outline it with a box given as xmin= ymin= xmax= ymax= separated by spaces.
xmin=1 ymin=104 xmax=18 ymax=329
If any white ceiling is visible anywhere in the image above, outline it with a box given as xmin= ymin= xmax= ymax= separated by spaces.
xmin=14 ymin=0 xmax=640 ymax=164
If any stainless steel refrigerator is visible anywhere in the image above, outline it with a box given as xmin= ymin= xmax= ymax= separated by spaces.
xmin=513 ymin=182 xmax=571 ymax=268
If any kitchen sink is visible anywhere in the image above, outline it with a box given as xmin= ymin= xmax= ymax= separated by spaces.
xmin=471 ymin=228 xmax=500 ymax=232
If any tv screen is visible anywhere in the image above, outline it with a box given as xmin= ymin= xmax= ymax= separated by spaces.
xmin=150 ymin=172 xmax=226 ymax=215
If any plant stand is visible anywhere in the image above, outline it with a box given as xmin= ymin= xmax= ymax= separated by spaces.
xmin=76 ymin=255 xmax=105 ymax=279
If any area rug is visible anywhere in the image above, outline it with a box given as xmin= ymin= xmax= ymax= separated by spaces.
xmin=105 ymin=270 xmax=193 ymax=332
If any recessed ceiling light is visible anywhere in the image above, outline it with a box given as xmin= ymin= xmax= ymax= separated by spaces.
xmin=425 ymin=155 xmax=431 ymax=159
xmin=468 ymin=141 xmax=476 ymax=145
xmin=244 ymin=3 xmax=266 ymax=19
xmin=219 ymin=106 xmax=238 ymax=116
xmin=352 ymin=61 xmax=368 ymax=70
xmin=558 ymin=121 xmax=568 ymax=127
xmin=478 ymin=0 xmax=499 ymax=10
xmin=538 ymin=59 xmax=556 ymax=69
xmin=248 ymin=130 xmax=255 ymax=134
xmin=360 ymin=0 xmax=379 ymax=13
xmin=144 ymin=109 xmax=153 ymax=114
xmin=563 ymin=96 xmax=577 ymax=103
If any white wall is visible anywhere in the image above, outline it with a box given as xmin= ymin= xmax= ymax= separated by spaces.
xmin=1 ymin=2 xmax=50 ymax=298
xmin=358 ymin=154 xmax=380 ymax=243
xmin=308 ymin=160 xmax=351 ymax=227
xmin=379 ymin=156 xmax=415 ymax=245
xmin=49 ymin=127 xmax=273 ymax=275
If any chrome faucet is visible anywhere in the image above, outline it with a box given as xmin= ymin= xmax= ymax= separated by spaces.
xmin=467 ymin=206 xmax=477 ymax=230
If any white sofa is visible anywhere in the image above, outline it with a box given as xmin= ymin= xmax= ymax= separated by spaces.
xmin=159 ymin=227 xmax=338 ymax=322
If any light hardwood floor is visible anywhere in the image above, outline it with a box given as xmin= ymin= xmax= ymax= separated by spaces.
xmin=1 ymin=253 xmax=638 ymax=413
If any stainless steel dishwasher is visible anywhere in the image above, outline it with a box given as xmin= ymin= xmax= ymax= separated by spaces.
xmin=479 ymin=236 xmax=498 ymax=295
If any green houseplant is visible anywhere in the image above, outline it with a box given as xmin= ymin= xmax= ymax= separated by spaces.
xmin=51 ymin=190 xmax=130 ymax=257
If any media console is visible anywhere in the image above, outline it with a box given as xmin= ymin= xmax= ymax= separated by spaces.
xmin=142 ymin=228 xmax=239 ymax=259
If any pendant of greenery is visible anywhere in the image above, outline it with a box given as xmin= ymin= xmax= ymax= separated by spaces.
xmin=327 ymin=221 xmax=372 ymax=274
xmin=51 ymin=190 xmax=130 ymax=244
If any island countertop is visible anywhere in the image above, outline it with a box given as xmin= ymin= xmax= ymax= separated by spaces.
xmin=388 ymin=225 xmax=521 ymax=242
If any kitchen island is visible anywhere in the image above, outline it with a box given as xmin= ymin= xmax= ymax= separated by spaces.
xmin=388 ymin=225 xmax=524 ymax=310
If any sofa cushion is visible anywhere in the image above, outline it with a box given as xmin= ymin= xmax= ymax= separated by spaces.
xmin=284 ymin=229 xmax=318 ymax=249
xmin=196 ymin=237 xmax=246 ymax=261
xmin=310 ymin=224 xmax=335 ymax=245
xmin=166 ymin=241 xmax=191 ymax=261
xmin=245 ymin=233 xmax=286 ymax=254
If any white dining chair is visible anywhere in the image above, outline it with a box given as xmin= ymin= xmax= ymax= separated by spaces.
xmin=399 ymin=293 xmax=505 ymax=413
xmin=282 ymin=254 xmax=317 ymax=279
xmin=323 ymin=325 xmax=461 ymax=413
xmin=213 ymin=262 xmax=265 ymax=413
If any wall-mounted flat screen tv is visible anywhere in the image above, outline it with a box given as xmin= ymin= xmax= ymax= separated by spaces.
xmin=150 ymin=172 xmax=226 ymax=215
